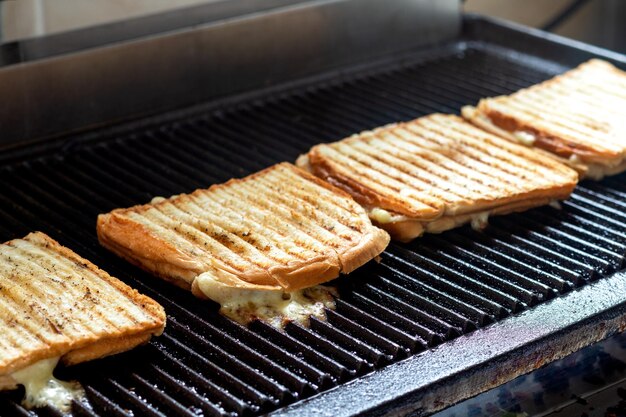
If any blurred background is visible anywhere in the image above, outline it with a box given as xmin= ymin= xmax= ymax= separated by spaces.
xmin=2 ymin=0 xmax=626 ymax=53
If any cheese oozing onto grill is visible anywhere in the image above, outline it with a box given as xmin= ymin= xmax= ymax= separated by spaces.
xmin=196 ymin=273 xmax=337 ymax=328
xmin=10 ymin=357 xmax=84 ymax=412
xmin=549 ymin=199 xmax=563 ymax=210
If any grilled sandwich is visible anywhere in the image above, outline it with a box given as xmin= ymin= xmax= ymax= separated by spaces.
xmin=97 ymin=162 xmax=390 ymax=327
xmin=297 ymin=114 xmax=579 ymax=242
xmin=462 ymin=59 xmax=626 ymax=180
xmin=0 ymin=232 xmax=165 ymax=411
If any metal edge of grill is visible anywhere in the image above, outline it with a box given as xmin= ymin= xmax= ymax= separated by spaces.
xmin=0 ymin=12 xmax=626 ymax=417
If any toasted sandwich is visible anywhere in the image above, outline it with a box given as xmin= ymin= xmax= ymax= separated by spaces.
xmin=297 ymin=114 xmax=579 ymax=242
xmin=462 ymin=59 xmax=626 ymax=180
xmin=97 ymin=162 xmax=389 ymax=327
xmin=0 ymin=232 xmax=165 ymax=411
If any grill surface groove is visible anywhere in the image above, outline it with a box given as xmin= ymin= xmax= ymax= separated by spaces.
xmin=1 ymin=37 xmax=626 ymax=417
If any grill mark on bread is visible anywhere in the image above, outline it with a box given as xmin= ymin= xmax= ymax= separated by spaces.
xmin=215 ymin=183 xmax=342 ymax=254
xmin=272 ymin=166 xmax=356 ymax=211
xmin=375 ymin=130 xmax=509 ymax=197
xmin=157 ymin=200 xmax=290 ymax=268
xmin=349 ymin=142 xmax=474 ymax=207
xmin=4 ymin=240 xmax=149 ymax=330
xmin=0 ymin=259 xmax=98 ymax=340
xmin=272 ymin=169 xmax=359 ymax=217
xmin=0 ymin=246 xmax=118 ymax=335
xmin=136 ymin=208 xmax=266 ymax=278
xmin=260 ymin=171 xmax=369 ymax=236
xmin=396 ymin=123 xmax=532 ymax=191
xmin=0 ymin=295 xmax=57 ymax=354
xmin=524 ymin=84 xmax=620 ymax=123
xmin=190 ymin=189 xmax=330 ymax=258
xmin=402 ymin=123 xmax=530 ymax=192
xmin=521 ymin=91 xmax=612 ymax=134
xmin=518 ymin=85 xmax=626 ymax=148
xmin=418 ymin=117 xmax=561 ymax=182
xmin=434 ymin=117 xmax=574 ymax=179
xmin=234 ymin=181 xmax=356 ymax=249
xmin=177 ymin=195 xmax=311 ymax=264
xmin=314 ymin=146 xmax=443 ymax=218
xmin=130 ymin=210 xmax=225 ymax=268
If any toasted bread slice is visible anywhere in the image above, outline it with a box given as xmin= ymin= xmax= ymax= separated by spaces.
xmin=0 ymin=232 xmax=165 ymax=390
xmin=298 ymin=114 xmax=578 ymax=242
xmin=97 ymin=163 xmax=390 ymax=298
xmin=463 ymin=59 xmax=626 ymax=180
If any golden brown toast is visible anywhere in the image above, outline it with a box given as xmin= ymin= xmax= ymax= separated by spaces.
xmin=463 ymin=59 xmax=626 ymax=180
xmin=0 ymin=232 xmax=165 ymax=389
xmin=97 ymin=163 xmax=390 ymax=298
xmin=297 ymin=114 xmax=579 ymax=242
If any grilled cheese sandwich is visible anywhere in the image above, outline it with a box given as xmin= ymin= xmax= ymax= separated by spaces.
xmin=463 ymin=59 xmax=626 ymax=180
xmin=298 ymin=114 xmax=579 ymax=242
xmin=97 ymin=162 xmax=389 ymax=327
xmin=0 ymin=232 xmax=166 ymax=411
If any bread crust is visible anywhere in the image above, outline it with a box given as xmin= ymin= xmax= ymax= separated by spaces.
xmin=98 ymin=163 xmax=390 ymax=296
xmin=0 ymin=232 xmax=165 ymax=381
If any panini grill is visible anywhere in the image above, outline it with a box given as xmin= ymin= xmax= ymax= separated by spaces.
xmin=1 ymin=1 xmax=626 ymax=415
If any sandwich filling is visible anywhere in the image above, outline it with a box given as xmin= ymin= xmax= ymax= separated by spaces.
xmin=10 ymin=357 xmax=84 ymax=412
xmin=196 ymin=272 xmax=337 ymax=327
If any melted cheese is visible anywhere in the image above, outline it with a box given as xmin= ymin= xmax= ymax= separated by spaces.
xmin=10 ymin=357 xmax=84 ymax=412
xmin=549 ymin=199 xmax=563 ymax=210
xmin=370 ymin=208 xmax=410 ymax=224
xmin=370 ymin=208 xmax=392 ymax=224
xmin=223 ymin=286 xmax=337 ymax=328
xmin=513 ymin=131 xmax=536 ymax=146
xmin=470 ymin=212 xmax=490 ymax=231
xmin=196 ymin=274 xmax=337 ymax=328
xmin=569 ymin=154 xmax=582 ymax=164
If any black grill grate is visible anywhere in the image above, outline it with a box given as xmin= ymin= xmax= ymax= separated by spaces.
xmin=1 ymin=42 xmax=625 ymax=417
